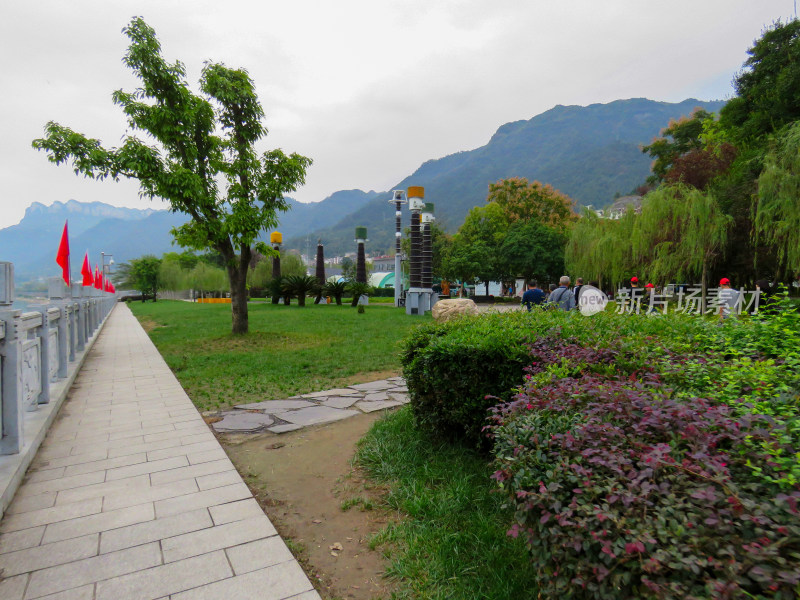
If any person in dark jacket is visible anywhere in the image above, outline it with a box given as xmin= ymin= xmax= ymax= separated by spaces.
xmin=521 ymin=281 xmax=546 ymax=311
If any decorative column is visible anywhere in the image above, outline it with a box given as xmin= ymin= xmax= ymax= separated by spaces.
xmin=421 ymin=202 xmax=437 ymax=309
xmin=405 ymin=186 xmax=427 ymax=315
xmin=388 ymin=190 xmax=407 ymax=307
xmin=355 ymin=227 xmax=368 ymax=306
xmin=314 ymin=240 xmax=325 ymax=304
xmin=270 ymin=231 xmax=282 ymax=304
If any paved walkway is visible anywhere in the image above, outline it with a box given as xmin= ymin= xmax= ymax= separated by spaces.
xmin=0 ymin=304 xmax=320 ymax=600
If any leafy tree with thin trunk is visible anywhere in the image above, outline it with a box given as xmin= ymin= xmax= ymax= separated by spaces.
xmin=755 ymin=122 xmax=800 ymax=280
xmin=631 ymin=184 xmax=732 ymax=307
xmin=31 ymin=18 xmax=311 ymax=334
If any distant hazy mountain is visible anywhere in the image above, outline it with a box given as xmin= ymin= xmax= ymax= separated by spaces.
xmin=283 ymin=98 xmax=726 ymax=256
xmin=3 ymin=98 xmax=728 ymax=279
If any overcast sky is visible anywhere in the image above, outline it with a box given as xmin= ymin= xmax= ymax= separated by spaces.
xmin=0 ymin=1 xmax=794 ymax=230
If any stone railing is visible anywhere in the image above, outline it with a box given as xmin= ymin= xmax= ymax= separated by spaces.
xmin=0 ymin=262 xmax=117 ymax=515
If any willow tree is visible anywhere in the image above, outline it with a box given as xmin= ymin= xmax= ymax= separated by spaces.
xmin=632 ymin=184 xmax=732 ymax=307
xmin=32 ymin=18 xmax=311 ymax=334
xmin=755 ymin=122 xmax=800 ymax=280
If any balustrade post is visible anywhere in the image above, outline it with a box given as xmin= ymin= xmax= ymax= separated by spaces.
xmin=28 ymin=307 xmax=51 ymax=406
xmin=0 ymin=309 xmax=23 ymax=454
xmin=55 ymin=304 xmax=68 ymax=379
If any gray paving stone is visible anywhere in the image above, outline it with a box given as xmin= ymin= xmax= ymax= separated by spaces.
xmin=277 ymin=406 xmax=360 ymax=427
xmin=208 ymin=499 xmax=265 ymax=526
xmin=300 ymin=388 xmax=361 ymax=398
xmin=0 ymin=526 xmax=45 ymax=554
xmin=386 ymin=385 xmax=409 ymax=393
xmin=0 ymin=573 xmax=27 ymax=600
xmin=149 ymin=459 xmax=234 ymax=487
xmin=355 ymin=400 xmax=405 ymax=413
xmin=211 ymin=412 xmax=275 ymax=433
xmin=267 ymin=424 xmax=304 ymax=434
xmin=0 ymin=533 xmax=98 ymax=577
xmin=25 ymin=542 xmax=161 ymax=598
xmin=0 ymin=498 xmax=103 ymax=534
xmin=234 ymin=400 xmax=316 ymax=411
xmin=6 ymin=492 xmax=57 ymax=515
xmin=42 ymin=502 xmax=155 ymax=545
xmin=288 ymin=591 xmax=324 ymax=600
xmin=161 ymin=516 xmax=277 ymax=563
xmin=388 ymin=392 xmax=410 ymax=404
xmin=99 ymin=509 xmax=213 ymax=554
xmin=170 ymin=561 xmax=313 ymax=600
xmin=154 ymin=483 xmax=251 ymax=519
xmin=35 ymin=584 xmax=95 ymax=599
xmin=225 ymin=537 xmax=293 ymax=575
xmin=94 ymin=549 xmax=232 ymax=600
xmin=362 ymin=392 xmax=389 ymax=402
xmin=101 ymin=478 xmax=199 ymax=512
xmin=318 ymin=396 xmax=360 ymax=409
xmin=348 ymin=380 xmax=393 ymax=391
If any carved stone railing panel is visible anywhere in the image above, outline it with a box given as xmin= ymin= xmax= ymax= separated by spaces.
xmin=48 ymin=329 xmax=59 ymax=382
xmin=21 ymin=338 xmax=41 ymax=411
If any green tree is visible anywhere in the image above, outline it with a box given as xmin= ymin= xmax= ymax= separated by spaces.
xmin=32 ymin=18 xmax=311 ymax=334
xmin=486 ymin=177 xmax=576 ymax=234
xmin=632 ymin=184 xmax=732 ymax=305
xmin=498 ymin=221 xmax=565 ymax=284
xmin=129 ymin=255 xmax=162 ymax=302
xmin=641 ymin=109 xmax=714 ymax=184
xmin=720 ymin=19 xmax=800 ymax=141
xmin=755 ymin=122 xmax=800 ymax=279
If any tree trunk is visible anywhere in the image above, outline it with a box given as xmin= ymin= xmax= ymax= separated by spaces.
xmin=227 ymin=259 xmax=249 ymax=335
xmin=485 ymin=281 xmax=489 ymax=296
xmin=701 ymin=261 xmax=708 ymax=313
xmin=335 ymin=294 xmax=342 ymax=305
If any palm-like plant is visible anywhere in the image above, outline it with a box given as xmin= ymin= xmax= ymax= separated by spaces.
xmin=347 ymin=282 xmax=373 ymax=307
xmin=282 ymin=275 xmax=320 ymax=307
xmin=324 ymin=280 xmax=348 ymax=305
xmin=267 ymin=276 xmax=285 ymax=305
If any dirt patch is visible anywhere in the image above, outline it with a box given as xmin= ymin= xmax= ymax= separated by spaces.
xmin=138 ymin=318 xmax=163 ymax=333
xmin=334 ymin=370 xmax=399 ymax=388
xmin=220 ymin=412 xmax=396 ymax=600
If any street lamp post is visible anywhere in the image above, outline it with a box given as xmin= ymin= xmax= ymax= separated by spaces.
xmin=100 ymin=252 xmax=114 ymax=293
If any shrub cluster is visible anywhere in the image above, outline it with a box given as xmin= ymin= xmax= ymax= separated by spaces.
xmin=489 ymin=336 xmax=800 ymax=599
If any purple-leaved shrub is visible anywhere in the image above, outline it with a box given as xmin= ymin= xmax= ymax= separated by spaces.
xmin=489 ymin=339 xmax=800 ymax=599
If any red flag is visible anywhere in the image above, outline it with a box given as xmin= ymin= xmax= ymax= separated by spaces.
xmin=94 ymin=265 xmax=101 ymax=289
xmin=55 ymin=221 xmax=70 ymax=286
xmin=81 ymin=252 xmax=93 ymax=287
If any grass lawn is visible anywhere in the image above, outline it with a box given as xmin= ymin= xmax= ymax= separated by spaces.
xmin=356 ymin=407 xmax=539 ymax=599
xmin=128 ymin=300 xmax=428 ymax=411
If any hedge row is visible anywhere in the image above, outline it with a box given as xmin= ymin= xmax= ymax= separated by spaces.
xmin=400 ymin=298 xmax=800 ymax=597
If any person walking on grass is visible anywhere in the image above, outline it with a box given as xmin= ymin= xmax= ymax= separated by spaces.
xmin=548 ymin=276 xmax=575 ymax=311
xmin=718 ymin=277 xmax=739 ymax=320
xmin=573 ymin=277 xmax=585 ymax=310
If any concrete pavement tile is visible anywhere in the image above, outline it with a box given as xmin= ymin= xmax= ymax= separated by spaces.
xmin=186 ymin=448 xmax=228 ymax=465
xmin=287 ymin=591 xmax=323 ymax=600
xmin=6 ymin=493 xmax=57 ymax=515
xmin=208 ymin=499 xmax=265 ymax=526
xmin=24 ymin=542 xmax=161 ymax=599
xmin=101 ymin=478 xmax=199 ymax=512
xmin=355 ymin=400 xmax=405 ymax=413
xmin=318 ymin=396 xmax=360 ymax=409
xmin=0 ymin=526 xmax=45 ymax=554
xmin=146 ymin=441 xmax=218 ymax=462
xmin=26 ymin=468 xmax=66 ymax=484
xmin=99 ymin=509 xmax=212 ymax=554
xmin=161 ymin=516 xmax=276 ymax=563
xmin=195 ymin=470 xmax=241 ymax=491
xmin=149 ymin=460 xmax=234 ymax=487
xmin=55 ymin=475 xmax=149 ymax=506
xmin=32 ymin=450 xmax=108 ymax=471
xmin=42 ymin=502 xmax=155 ymax=544
xmin=278 ymin=406 xmax=359 ymax=427
xmin=94 ymin=550 xmax=232 ymax=600
xmin=0 ymin=498 xmax=103 ymax=534
xmin=154 ymin=483 xmax=251 ymax=519
xmin=170 ymin=560 xmax=313 ymax=600
xmin=63 ymin=453 xmax=147 ymax=477
xmin=225 ymin=536 xmax=293 ymax=575
xmin=234 ymin=400 xmax=316 ymax=411
xmin=0 ymin=573 xmax=27 ymax=600
xmin=105 ymin=456 xmax=189 ymax=482
xmin=107 ymin=438 xmax=179 ymax=459
xmin=108 ymin=423 xmax=177 ymax=442
xmin=35 ymin=584 xmax=95 ymax=599
xmin=177 ymin=431 xmax=215 ymax=445
xmin=16 ymin=472 xmax=106 ymax=499
xmin=0 ymin=534 xmax=98 ymax=577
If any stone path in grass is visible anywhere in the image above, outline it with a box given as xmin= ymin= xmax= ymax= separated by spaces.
xmin=0 ymin=304 xmax=319 ymax=600
xmin=210 ymin=378 xmax=409 ymax=435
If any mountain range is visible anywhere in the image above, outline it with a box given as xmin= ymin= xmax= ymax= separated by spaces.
xmin=1 ymin=97 xmax=725 ymax=281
